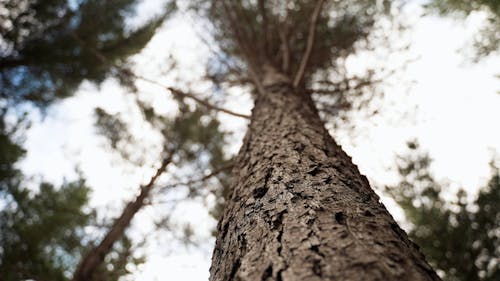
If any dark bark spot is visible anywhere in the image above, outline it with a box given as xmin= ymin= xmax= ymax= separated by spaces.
xmin=293 ymin=142 xmax=306 ymax=153
xmin=360 ymin=174 xmax=370 ymax=186
xmin=228 ymin=258 xmax=241 ymax=280
xmin=339 ymin=177 xmax=354 ymax=189
xmin=253 ymin=168 xmax=273 ymax=199
xmin=389 ymin=253 xmax=403 ymax=262
xmin=285 ymin=178 xmax=300 ymax=187
xmin=277 ymin=270 xmax=284 ymax=281
xmin=238 ymin=234 xmax=247 ymax=253
xmin=335 ymin=212 xmax=346 ymax=225
xmin=273 ymin=211 xmax=285 ymax=230
xmin=288 ymin=190 xmax=313 ymax=201
xmin=322 ymin=147 xmax=332 ymax=157
xmin=364 ymin=210 xmax=375 ymax=217
xmin=366 ymin=222 xmax=378 ymax=230
xmin=312 ymin=260 xmax=322 ymax=276
xmin=277 ymin=232 xmax=283 ymax=256
xmin=221 ymin=222 xmax=229 ymax=239
xmin=253 ymin=186 xmax=268 ymax=199
xmin=310 ymin=245 xmax=325 ymax=257
xmin=261 ymin=265 xmax=273 ymax=280
xmin=307 ymin=166 xmax=322 ymax=176
xmin=362 ymin=193 xmax=372 ymax=203
xmin=390 ymin=222 xmax=408 ymax=245
xmin=272 ymin=175 xmax=283 ymax=184
xmin=323 ymin=175 xmax=332 ymax=184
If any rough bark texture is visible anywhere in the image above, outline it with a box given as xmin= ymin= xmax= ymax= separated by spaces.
xmin=209 ymin=75 xmax=440 ymax=280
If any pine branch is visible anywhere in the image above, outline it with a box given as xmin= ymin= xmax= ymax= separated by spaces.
xmin=132 ymin=74 xmax=250 ymax=119
xmin=70 ymin=32 xmax=250 ymax=119
xmin=279 ymin=21 xmax=290 ymax=73
xmin=220 ymin=0 xmax=265 ymax=95
xmin=159 ymin=163 xmax=234 ymax=192
xmin=258 ymin=0 xmax=269 ymax=56
xmin=293 ymin=0 xmax=325 ymax=88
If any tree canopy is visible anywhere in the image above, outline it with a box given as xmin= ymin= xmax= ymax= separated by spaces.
xmin=0 ymin=0 xmax=174 ymax=107
xmin=0 ymin=1 xmax=175 ymax=279
xmin=191 ymin=0 xmax=397 ymax=123
xmin=0 ymin=112 xmax=144 ymax=281
xmin=387 ymin=141 xmax=500 ymax=281
xmin=426 ymin=0 xmax=500 ymax=59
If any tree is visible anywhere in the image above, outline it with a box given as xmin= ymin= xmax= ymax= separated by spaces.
xmin=0 ymin=0 xmax=174 ymax=107
xmin=73 ymin=101 xmax=232 ymax=281
xmin=386 ymin=141 xmax=500 ymax=281
xmin=183 ymin=1 xmax=440 ymax=279
xmin=0 ymin=111 xmax=142 ymax=281
xmin=425 ymin=0 xmax=500 ymax=59
xmin=0 ymin=1 xmax=174 ymax=278
xmin=0 ymin=1 xmax=240 ymax=279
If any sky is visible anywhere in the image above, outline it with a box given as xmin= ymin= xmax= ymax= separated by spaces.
xmin=17 ymin=1 xmax=500 ymax=280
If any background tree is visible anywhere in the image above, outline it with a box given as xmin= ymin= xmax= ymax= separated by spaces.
xmin=72 ymin=98 xmax=233 ymax=281
xmin=386 ymin=141 xmax=500 ymax=281
xmin=0 ymin=0 xmax=174 ymax=107
xmin=425 ymin=0 xmax=500 ymax=59
xmin=0 ymin=1 xmax=175 ymax=279
xmin=0 ymin=111 xmax=143 ymax=281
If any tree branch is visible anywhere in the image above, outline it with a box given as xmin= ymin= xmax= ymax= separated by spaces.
xmin=70 ymin=32 xmax=250 ymax=119
xmin=258 ymin=0 xmax=269 ymax=57
xmin=220 ymin=0 xmax=265 ymax=95
xmin=159 ymin=163 xmax=234 ymax=192
xmin=293 ymin=0 xmax=325 ymax=88
xmin=132 ymin=74 xmax=250 ymax=119
xmin=279 ymin=20 xmax=290 ymax=73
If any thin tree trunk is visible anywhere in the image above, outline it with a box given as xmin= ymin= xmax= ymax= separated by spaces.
xmin=209 ymin=71 xmax=440 ymax=280
xmin=73 ymin=156 xmax=171 ymax=281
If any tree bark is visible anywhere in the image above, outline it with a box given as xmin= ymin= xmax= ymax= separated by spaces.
xmin=209 ymin=72 xmax=440 ymax=280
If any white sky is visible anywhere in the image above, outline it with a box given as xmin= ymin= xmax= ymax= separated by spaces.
xmin=18 ymin=1 xmax=500 ymax=280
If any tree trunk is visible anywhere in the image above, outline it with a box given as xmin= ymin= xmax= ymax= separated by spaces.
xmin=209 ymin=72 xmax=440 ymax=280
xmin=73 ymin=156 xmax=171 ymax=281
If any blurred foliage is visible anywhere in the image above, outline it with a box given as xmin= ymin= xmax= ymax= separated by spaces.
xmin=192 ymin=0 xmax=399 ymax=123
xmin=164 ymin=101 xmax=227 ymax=167
xmin=94 ymin=98 xmax=232 ymax=233
xmin=0 ymin=110 xmax=142 ymax=281
xmin=387 ymin=140 xmax=500 ymax=281
xmin=146 ymin=100 xmax=232 ymax=222
xmin=0 ymin=0 xmax=175 ymax=107
xmin=194 ymin=0 xmax=392 ymax=82
xmin=95 ymin=107 xmax=133 ymax=151
xmin=425 ymin=0 xmax=500 ymax=59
